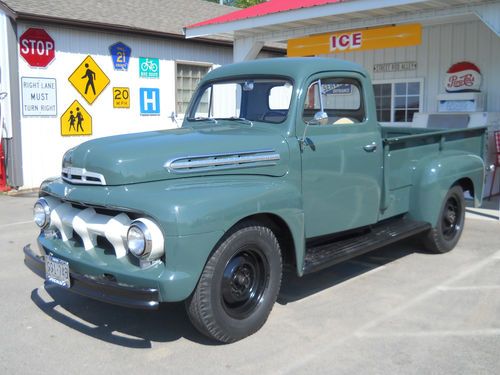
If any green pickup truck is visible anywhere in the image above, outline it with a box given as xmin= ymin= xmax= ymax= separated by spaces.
xmin=24 ymin=58 xmax=486 ymax=343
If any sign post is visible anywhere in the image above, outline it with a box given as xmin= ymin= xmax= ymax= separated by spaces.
xmin=19 ymin=28 xmax=56 ymax=67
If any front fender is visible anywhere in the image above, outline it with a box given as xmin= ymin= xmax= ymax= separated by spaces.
xmin=41 ymin=176 xmax=305 ymax=301
xmin=108 ymin=176 xmax=304 ymax=300
xmin=408 ymin=152 xmax=484 ymax=226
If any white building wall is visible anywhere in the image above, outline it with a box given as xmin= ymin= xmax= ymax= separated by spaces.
xmin=322 ymin=20 xmax=500 ymax=113
xmin=17 ymin=22 xmax=234 ymax=188
xmin=0 ymin=10 xmax=13 ymax=139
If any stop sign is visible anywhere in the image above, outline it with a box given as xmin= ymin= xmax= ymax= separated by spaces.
xmin=19 ymin=28 xmax=55 ymax=67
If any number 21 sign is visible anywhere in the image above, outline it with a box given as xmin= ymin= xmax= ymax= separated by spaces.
xmin=109 ymin=42 xmax=131 ymax=71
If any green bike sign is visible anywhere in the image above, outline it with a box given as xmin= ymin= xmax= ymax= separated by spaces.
xmin=139 ymin=57 xmax=159 ymax=78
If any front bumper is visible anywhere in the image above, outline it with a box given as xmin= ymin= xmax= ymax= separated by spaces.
xmin=23 ymin=244 xmax=160 ymax=310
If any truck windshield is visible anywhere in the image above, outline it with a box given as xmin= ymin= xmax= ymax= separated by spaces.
xmin=187 ymin=78 xmax=293 ymax=124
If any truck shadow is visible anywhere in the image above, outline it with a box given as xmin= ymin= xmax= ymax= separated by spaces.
xmin=29 ymin=237 xmax=423 ymax=347
xmin=277 ymin=237 xmax=422 ymax=304
xmin=30 ymin=287 xmax=216 ymax=347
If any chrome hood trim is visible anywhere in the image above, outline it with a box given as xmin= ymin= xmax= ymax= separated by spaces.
xmin=164 ymin=149 xmax=281 ymax=174
xmin=61 ymin=167 xmax=107 ymax=185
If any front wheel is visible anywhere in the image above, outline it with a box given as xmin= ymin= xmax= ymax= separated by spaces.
xmin=423 ymin=185 xmax=465 ymax=253
xmin=186 ymin=223 xmax=282 ymax=343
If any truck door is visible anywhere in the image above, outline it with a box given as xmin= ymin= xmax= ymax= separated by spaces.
xmin=299 ymin=73 xmax=383 ymax=238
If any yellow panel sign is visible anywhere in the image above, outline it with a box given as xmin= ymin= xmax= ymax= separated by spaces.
xmin=68 ymin=55 xmax=110 ymax=104
xmin=288 ymin=24 xmax=421 ymax=57
xmin=60 ymin=100 xmax=92 ymax=136
xmin=113 ymin=87 xmax=130 ymax=108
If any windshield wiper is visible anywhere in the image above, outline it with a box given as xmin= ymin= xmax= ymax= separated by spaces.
xmin=188 ymin=117 xmax=218 ymax=124
xmin=218 ymin=117 xmax=254 ymax=126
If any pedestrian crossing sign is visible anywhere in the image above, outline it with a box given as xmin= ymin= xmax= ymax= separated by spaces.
xmin=68 ymin=55 xmax=110 ymax=104
xmin=60 ymin=100 xmax=92 ymax=136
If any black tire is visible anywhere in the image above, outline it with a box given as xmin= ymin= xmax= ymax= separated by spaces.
xmin=186 ymin=222 xmax=282 ymax=343
xmin=423 ymin=185 xmax=465 ymax=253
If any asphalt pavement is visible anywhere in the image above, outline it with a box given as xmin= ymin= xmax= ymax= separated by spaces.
xmin=0 ymin=192 xmax=499 ymax=375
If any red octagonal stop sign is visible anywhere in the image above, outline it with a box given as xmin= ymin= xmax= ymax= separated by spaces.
xmin=19 ymin=28 xmax=55 ymax=67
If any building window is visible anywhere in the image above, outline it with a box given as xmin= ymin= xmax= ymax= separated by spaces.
xmin=373 ymin=80 xmax=422 ymax=124
xmin=373 ymin=83 xmax=391 ymax=122
xmin=176 ymin=63 xmax=211 ymax=114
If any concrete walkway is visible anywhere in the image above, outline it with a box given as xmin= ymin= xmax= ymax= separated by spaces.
xmin=0 ymin=193 xmax=499 ymax=375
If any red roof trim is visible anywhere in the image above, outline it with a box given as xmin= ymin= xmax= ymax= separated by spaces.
xmin=187 ymin=0 xmax=344 ymax=29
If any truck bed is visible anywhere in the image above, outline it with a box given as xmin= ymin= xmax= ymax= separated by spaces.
xmin=378 ymin=125 xmax=486 ymax=220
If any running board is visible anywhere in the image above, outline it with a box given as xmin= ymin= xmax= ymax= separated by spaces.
xmin=303 ymin=217 xmax=431 ymax=275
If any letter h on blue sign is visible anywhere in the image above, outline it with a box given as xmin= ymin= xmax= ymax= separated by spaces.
xmin=140 ymin=88 xmax=160 ymax=115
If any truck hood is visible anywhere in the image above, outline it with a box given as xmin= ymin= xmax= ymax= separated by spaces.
xmin=62 ymin=123 xmax=290 ymax=185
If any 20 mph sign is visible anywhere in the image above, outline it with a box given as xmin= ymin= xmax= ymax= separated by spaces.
xmin=19 ymin=28 xmax=55 ymax=68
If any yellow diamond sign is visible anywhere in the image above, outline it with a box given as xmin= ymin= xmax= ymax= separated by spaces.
xmin=60 ymin=100 xmax=92 ymax=136
xmin=68 ymin=55 xmax=110 ymax=104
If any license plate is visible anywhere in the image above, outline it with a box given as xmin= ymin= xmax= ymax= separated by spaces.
xmin=45 ymin=255 xmax=70 ymax=288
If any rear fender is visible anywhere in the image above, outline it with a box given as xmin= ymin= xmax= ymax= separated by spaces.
xmin=408 ymin=153 xmax=484 ymax=227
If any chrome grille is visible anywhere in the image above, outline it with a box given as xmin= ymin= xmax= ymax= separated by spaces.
xmin=44 ymin=196 xmax=130 ymax=258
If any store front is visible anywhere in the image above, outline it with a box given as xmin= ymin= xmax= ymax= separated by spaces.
xmin=185 ymin=0 xmax=500 ymax=197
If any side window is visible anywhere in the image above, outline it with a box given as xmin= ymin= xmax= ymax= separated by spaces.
xmin=303 ymin=77 xmax=365 ymax=125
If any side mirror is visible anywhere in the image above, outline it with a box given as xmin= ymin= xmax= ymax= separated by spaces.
xmin=310 ymin=111 xmax=328 ymax=126
xmin=0 ymin=92 xmax=7 ymax=100
xmin=170 ymin=111 xmax=179 ymax=127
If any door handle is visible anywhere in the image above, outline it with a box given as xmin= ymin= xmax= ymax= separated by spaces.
xmin=363 ymin=142 xmax=377 ymax=152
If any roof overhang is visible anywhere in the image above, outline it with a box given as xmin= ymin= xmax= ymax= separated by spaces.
xmin=185 ymin=0 xmax=497 ymax=43
xmin=185 ymin=0 xmax=430 ymax=39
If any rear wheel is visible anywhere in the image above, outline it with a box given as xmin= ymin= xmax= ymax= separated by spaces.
xmin=423 ymin=185 xmax=465 ymax=253
xmin=186 ymin=222 xmax=282 ymax=343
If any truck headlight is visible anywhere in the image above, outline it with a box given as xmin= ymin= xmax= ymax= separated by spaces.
xmin=126 ymin=218 xmax=164 ymax=260
xmin=33 ymin=198 xmax=51 ymax=228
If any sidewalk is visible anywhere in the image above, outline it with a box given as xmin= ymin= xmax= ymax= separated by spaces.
xmin=466 ymin=194 xmax=500 ymax=222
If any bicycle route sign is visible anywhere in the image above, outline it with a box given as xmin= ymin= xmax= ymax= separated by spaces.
xmin=60 ymin=100 xmax=92 ymax=136
xmin=109 ymin=42 xmax=131 ymax=71
xmin=139 ymin=57 xmax=159 ymax=78
xmin=68 ymin=55 xmax=110 ymax=104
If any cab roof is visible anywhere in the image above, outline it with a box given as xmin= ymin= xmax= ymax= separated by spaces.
xmin=203 ymin=57 xmax=368 ymax=83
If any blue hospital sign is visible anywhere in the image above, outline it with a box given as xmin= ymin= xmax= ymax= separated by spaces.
xmin=109 ymin=42 xmax=131 ymax=71
xmin=140 ymin=88 xmax=160 ymax=115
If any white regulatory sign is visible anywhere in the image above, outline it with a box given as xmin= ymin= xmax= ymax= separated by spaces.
xmin=21 ymin=77 xmax=57 ymax=117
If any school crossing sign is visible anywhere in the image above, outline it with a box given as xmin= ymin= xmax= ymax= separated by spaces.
xmin=68 ymin=55 xmax=110 ymax=104
xmin=60 ymin=100 xmax=92 ymax=136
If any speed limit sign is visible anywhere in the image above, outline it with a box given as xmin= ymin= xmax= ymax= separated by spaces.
xmin=113 ymin=87 xmax=130 ymax=108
